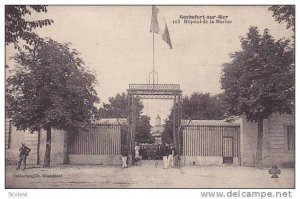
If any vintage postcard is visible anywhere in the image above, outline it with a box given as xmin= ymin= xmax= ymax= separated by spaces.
xmin=5 ymin=5 xmax=295 ymax=189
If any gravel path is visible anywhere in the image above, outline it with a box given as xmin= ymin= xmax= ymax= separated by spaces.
xmin=5 ymin=160 xmax=294 ymax=188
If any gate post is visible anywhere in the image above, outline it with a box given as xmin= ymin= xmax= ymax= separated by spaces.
xmin=127 ymin=94 xmax=137 ymax=166
xmin=176 ymin=95 xmax=182 ymax=167
xmin=173 ymin=96 xmax=176 ymax=148
xmin=178 ymin=95 xmax=182 ymax=156
xmin=127 ymin=94 xmax=132 ymax=166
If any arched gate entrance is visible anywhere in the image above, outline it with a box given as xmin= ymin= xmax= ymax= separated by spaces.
xmin=127 ymin=83 xmax=182 ymax=165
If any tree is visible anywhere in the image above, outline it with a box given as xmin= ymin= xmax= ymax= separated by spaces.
xmin=98 ymin=93 xmax=143 ymax=118
xmin=181 ymin=92 xmax=225 ymax=120
xmin=136 ymin=115 xmax=155 ymax=144
xmin=269 ymin=6 xmax=295 ymax=32
xmin=98 ymin=93 xmax=154 ymax=144
xmin=162 ymin=107 xmax=176 ymax=145
xmin=220 ymin=26 xmax=294 ymax=167
xmin=162 ymin=92 xmax=225 ymax=144
xmin=6 ymin=39 xmax=99 ymax=167
xmin=5 ymin=5 xmax=54 ymax=48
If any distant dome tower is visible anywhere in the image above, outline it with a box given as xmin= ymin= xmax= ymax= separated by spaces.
xmin=151 ymin=114 xmax=164 ymax=144
xmin=156 ymin=114 xmax=161 ymax=126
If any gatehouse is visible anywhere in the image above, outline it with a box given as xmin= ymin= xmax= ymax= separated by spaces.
xmin=181 ymin=120 xmax=240 ymax=166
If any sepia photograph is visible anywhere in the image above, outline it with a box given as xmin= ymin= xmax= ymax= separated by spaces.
xmin=4 ymin=5 xmax=295 ymax=189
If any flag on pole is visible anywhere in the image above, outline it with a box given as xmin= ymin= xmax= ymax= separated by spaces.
xmin=150 ymin=6 xmax=172 ymax=49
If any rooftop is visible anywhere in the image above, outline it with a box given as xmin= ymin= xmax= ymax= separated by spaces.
xmin=181 ymin=120 xmax=239 ymax=127
xmin=93 ymin=118 xmax=127 ymax=125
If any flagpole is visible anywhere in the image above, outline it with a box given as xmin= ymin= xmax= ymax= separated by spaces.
xmin=152 ymin=28 xmax=155 ymax=85
xmin=152 ymin=5 xmax=155 ymax=85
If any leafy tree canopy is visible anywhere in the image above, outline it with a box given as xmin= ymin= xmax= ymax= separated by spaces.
xmin=98 ymin=93 xmax=154 ymax=144
xmin=163 ymin=92 xmax=225 ymax=144
xmin=220 ymin=26 xmax=294 ymax=122
xmin=6 ymin=39 xmax=100 ymax=132
xmin=136 ymin=115 xmax=155 ymax=144
xmin=98 ymin=93 xmax=143 ymax=119
xmin=269 ymin=5 xmax=295 ymax=32
xmin=5 ymin=5 xmax=54 ymax=48
xmin=181 ymin=92 xmax=225 ymax=120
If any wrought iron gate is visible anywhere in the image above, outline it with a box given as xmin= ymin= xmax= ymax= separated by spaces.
xmin=127 ymin=84 xmax=182 ymax=157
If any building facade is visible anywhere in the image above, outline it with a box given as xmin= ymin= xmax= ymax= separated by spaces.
xmin=235 ymin=113 xmax=295 ymax=168
xmin=6 ymin=113 xmax=294 ymax=168
xmin=151 ymin=115 xmax=164 ymax=144
xmin=181 ymin=113 xmax=295 ymax=168
xmin=5 ymin=120 xmax=66 ymax=165
xmin=5 ymin=118 xmax=126 ymax=165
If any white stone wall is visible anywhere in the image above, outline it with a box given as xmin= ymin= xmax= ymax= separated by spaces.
xmin=239 ymin=113 xmax=295 ymax=168
xmin=237 ymin=116 xmax=257 ymax=167
xmin=5 ymin=125 xmax=26 ymax=165
xmin=181 ymin=156 xmax=239 ymax=166
xmin=263 ymin=113 xmax=295 ymax=167
xmin=5 ymin=124 xmax=66 ymax=165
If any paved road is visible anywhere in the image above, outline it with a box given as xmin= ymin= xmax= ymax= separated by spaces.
xmin=5 ymin=160 xmax=294 ymax=188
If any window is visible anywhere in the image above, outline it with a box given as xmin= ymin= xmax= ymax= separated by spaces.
xmin=287 ymin=125 xmax=295 ymax=151
xmin=5 ymin=120 xmax=12 ymax=149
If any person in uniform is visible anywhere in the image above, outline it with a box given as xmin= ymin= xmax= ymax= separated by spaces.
xmin=16 ymin=143 xmax=31 ymax=170
xmin=169 ymin=145 xmax=175 ymax=168
xmin=155 ymin=145 xmax=162 ymax=167
xmin=121 ymin=145 xmax=129 ymax=168
xmin=134 ymin=142 xmax=141 ymax=165
xmin=162 ymin=143 xmax=171 ymax=169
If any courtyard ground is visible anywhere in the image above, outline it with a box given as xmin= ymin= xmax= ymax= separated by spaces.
xmin=5 ymin=160 xmax=294 ymax=188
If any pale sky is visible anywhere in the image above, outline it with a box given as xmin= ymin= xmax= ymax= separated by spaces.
xmin=6 ymin=6 xmax=294 ymax=125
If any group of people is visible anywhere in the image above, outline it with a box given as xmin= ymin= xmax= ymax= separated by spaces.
xmin=17 ymin=142 xmax=175 ymax=170
xmin=162 ymin=143 xmax=176 ymax=169
xmin=121 ymin=142 xmax=142 ymax=168
xmin=121 ymin=142 xmax=176 ymax=169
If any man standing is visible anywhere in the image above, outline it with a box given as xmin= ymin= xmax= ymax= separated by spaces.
xmin=162 ymin=143 xmax=171 ymax=169
xmin=121 ymin=145 xmax=128 ymax=168
xmin=134 ymin=142 xmax=141 ymax=165
xmin=169 ymin=145 xmax=175 ymax=168
xmin=16 ymin=143 xmax=31 ymax=170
